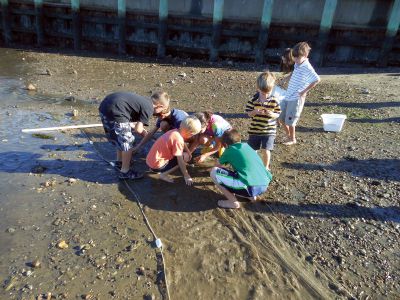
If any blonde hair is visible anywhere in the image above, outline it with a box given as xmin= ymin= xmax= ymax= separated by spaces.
xmin=180 ymin=116 xmax=201 ymax=135
xmin=293 ymin=42 xmax=311 ymax=58
xmin=256 ymin=71 xmax=276 ymax=93
xmin=151 ymin=91 xmax=170 ymax=107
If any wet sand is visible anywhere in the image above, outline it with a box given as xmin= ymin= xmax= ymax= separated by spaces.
xmin=0 ymin=48 xmax=399 ymax=299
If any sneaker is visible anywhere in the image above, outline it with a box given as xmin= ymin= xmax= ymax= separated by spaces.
xmin=112 ymin=161 xmax=136 ymax=170
xmin=119 ymin=170 xmax=144 ymax=180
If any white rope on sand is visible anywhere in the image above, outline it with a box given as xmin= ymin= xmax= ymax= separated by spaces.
xmin=123 ymin=182 xmax=171 ymax=300
xmin=81 ymin=130 xmax=171 ymax=300
xmin=21 ymin=122 xmax=140 ymax=133
xmin=21 ymin=124 xmax=104 ymax=133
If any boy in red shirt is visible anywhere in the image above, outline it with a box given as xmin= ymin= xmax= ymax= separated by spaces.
xmin=146 ymin=116 xmax=201 ymax=185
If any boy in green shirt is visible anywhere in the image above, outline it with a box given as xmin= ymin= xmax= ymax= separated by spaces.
xmin=210 ymin=129 xmax=273 ymax=209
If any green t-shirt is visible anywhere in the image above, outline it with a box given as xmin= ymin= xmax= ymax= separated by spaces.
xmin=219 ymin=142 xmax=272 ymax=186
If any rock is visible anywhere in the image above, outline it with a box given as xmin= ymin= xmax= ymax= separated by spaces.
xmin=73 ymin=69 xmax=78 ymax=75
xmin=360 ymin=249 xmax=367 ymax=256
xmin=4 ymin=277 xmax=17 ymax=291
xmin=31 ymin=259 xmax=41 ymax=268
xmin=57 ymin=240 xmax=69 ymax=249
xmin=64 ymin=96 xmax=76 ymax=102
xmin=361 ymin=88 xmax=370 ymax=94
xmin=82 ymin=294 xmax=92 ymax=299
xmin=178 ymin=72 xmax=187 ymax=78
xmin=305 ymin=255 xmax=314 ymax=264
xmin=26 ymin=83 xmax=36 ymax=91
xmin=68 ymin=178 xmax=77 ymax=184
xmin=137 ymin=266 xmax=145 ymax=276
xmin=168 ymin=80 xmax=176 ymax=84
xmin=157 ymin=82 xmax=163 ymax=87
xmin=6 ymin=227 xmax=16 ymax=233
xmin=46 ymin=69 xmax=52 ymax=76
xmin=72 ymin=109 xmax=79 ymax=117
xmin=31 ymin=165 xmax=47 ymax=174
xmin=23 ymin=270 xmax=33 ymax=277
xmin=143 ymin=294 xmax=156 ymax=300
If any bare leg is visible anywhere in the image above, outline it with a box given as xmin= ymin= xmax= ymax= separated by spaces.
xmin=260 ymin=149 xmax=271 ymax=170
xmin=120 ymin=149 xmax=133 ymax=173
xmin=210 ymin=167 xmax=240 ymax=209
xmin=116 ymin=150 xmax=122 ymax=162
xmin=289 ymin=125 xmax=296 ymax=141
xmin=158 ymin=165 xmax=179 ymax=183
xmin=283 ymin=124 xmax=290 ymax=140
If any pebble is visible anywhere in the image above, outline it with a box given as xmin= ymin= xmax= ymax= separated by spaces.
xmin=68 ymin=178 xmax=77 ymax=184
xmin=26 ymin=83 xmax=36 ymax=91
xmin=137 ymin=266 xmax=145 ymax=275
xmin=31 ymin=259 xmax=41 ymax=268
xmin=178 ymin=72 xmax=187 ymax=77
xmin=361 ymin=88 xmax=370 ymax=94
xmin=143 ymin=294 xmax=156 ymax=300
xmin=6 ymin=227 xmax=16 ymax=233
xmin=64 ymin=96 xmax=76 ymax=102
xmin=57 ymin=240 xmax=69 ymax=249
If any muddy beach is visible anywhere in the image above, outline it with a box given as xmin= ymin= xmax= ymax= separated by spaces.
xmin=0 ymin=48 xmax=399 ymax=300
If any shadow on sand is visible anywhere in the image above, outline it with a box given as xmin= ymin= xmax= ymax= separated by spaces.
xmin=306 ymin=101 xmax=400 ymax=110
xmin=248 ymin=201 xmax=400 ymax=223
xmin=282 ymin=158 xmax=400 ymax=182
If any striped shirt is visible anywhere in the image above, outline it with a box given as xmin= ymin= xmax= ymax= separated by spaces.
xmin=245 ymin=93 xmax=281 ymax=135
xmin=284 ymin=59 xmax=320 ymax=102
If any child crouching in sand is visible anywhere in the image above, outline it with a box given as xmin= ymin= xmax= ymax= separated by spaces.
xmin=190 ymin=111 xmax=232 ymax=163
xmin=146 ymin=116 xmax=201 ymax=185
xmin=210 ymin=129 xmax=272 ymax=209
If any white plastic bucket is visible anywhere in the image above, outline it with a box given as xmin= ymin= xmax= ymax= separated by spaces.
xmin=321 ymin=114 xmax=347 ymax=132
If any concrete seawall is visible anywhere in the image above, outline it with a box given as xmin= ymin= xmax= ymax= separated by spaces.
xmin=1 ymin=0 xmax=399 ymax=66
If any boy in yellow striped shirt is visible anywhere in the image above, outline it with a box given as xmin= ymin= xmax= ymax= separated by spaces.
xmin=245 ymin=71 xmax=281 ymax=170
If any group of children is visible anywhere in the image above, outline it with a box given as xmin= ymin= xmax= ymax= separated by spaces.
xmin=99 ymin=42 xmax=320 ymax=209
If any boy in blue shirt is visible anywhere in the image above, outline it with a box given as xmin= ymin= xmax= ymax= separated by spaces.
xmin=132 ymin=91 xmax=188 ymax=154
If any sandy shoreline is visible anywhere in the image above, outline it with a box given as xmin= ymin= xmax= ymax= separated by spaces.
xmin=0 ymin=48 xmax=399 ymax=299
